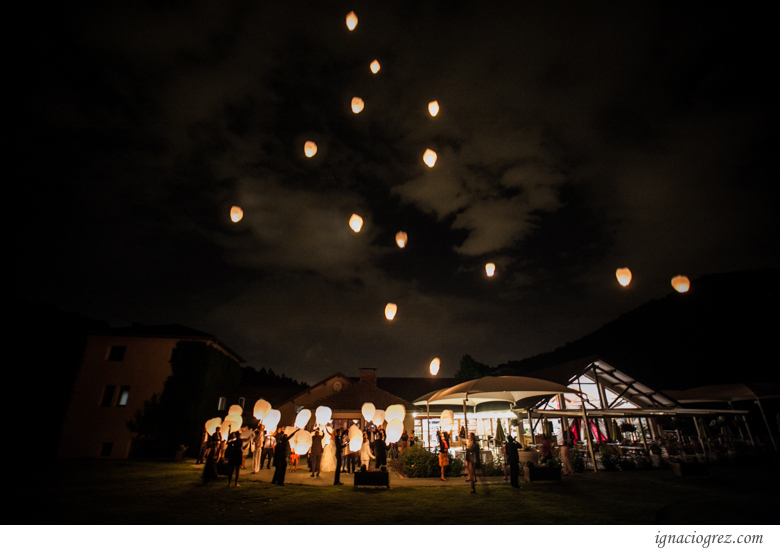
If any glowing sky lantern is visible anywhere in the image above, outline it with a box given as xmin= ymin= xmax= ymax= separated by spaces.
xmin=428 ymin=101 xmax=439 ymax=117
xmin=386 ymin=419 xmax=404 ymax=443
xmin=395 ymin=231 xmax=407 ymax=248
xmin=219 ymin=421 xmax=233 ymax=439
xmin=230 ymin=206 xmax=243 ymax=223
xmin=384 ymin=302 xmax=397 ymax=320
xmin=322 ymin=425 xmax=332 ymax=446
xmin=372 ymin=409 xmax=385 ymax=426
xmin=253 ymin=399 xmax=271 ymax=421
xmin=616 ymin=267 xmax=632 ymax=287
xmin=294 ymin=409 xmax=312 ymax=429
xmin=349 ymin=213 xmax=363 ymax=233
xmin=370 ymin=59 xmax=380 ymax=74
xmin=361 ymin=403 xmax=375 ymax=422
xmin=315 ymin=406 xmax=332 ymax=426
xmin=440 ymin=410 xmax=454 ymax=433
xmin=423 ymin=149 xmax=437 ymax=168
xmin=346 ymin=11 xmax=358 ymax=31
xmin=205 ymin=418 xmax=221 ymax=436
xmin=351 ymin=97 xmax=364 ymax=114
xmin=485 ymin=263 xmax=496 ymax=277
xmin=292 ymin=430 xmax=312 ymax=455
xmin=304 ymin=140 xmax=317 ymax=158
xmin=386 ymin=404 xmax=406 ymax=422
xmin=671 ymin=275 xmax=691 ymax=293
xmin=228 ymin=405 xmax=243 ymax=416
xmin=264 ymin=410 xmax=281 ymax=433
xmin=430 ymin=357 xmax=440 ymax=376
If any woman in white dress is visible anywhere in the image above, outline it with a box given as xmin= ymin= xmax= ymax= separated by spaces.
xmin=320 ymin=426 xmax=337 ymax=472
xmin=359 ymin=433 xmax=375 ymax=469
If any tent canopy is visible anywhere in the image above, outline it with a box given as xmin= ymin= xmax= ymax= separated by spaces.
xmin=413 ymin=375 xmax=580 ymax=407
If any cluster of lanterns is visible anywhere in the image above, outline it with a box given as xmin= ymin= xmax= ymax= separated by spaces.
xmin=615 ymin=268 xmax=691 ymax=293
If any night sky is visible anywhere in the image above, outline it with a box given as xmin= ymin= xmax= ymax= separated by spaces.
xmin=16 ymin=1 xmax=777 ymax=384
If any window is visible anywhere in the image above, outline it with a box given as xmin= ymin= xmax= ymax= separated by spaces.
xmin=217 ymin=397 xmax=226 ymax=410
xmin=107 ymin=346 xmax=126 ymax=361
xmin=100 ymin=442 xmax=113 ymax=457
xmin=117 ymin=386 xmax=131 ymax=406
xmin=238 ymin=397 xmax=245 ymax=409
xmin=100 ymin=385 xmax=115 ymax=407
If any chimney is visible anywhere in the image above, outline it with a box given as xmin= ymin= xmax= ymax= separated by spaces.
xmin=359 ymin=368 xmax=377 ymax=387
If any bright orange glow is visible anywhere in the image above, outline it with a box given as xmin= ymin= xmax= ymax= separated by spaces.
xmin=304 ymin=140 xmax=317 ymax=157
xmin=395 ymin=231 xmax=407 ymax=248
xmin=385 ymin=302 xmax=397 ymax=320
xmin=430 ymin=357 xmax=440 ymax=375
xmin=370 ymin=59 xmax=380 ymax=73
xmin=428 ymin=101 xmax=439 ymax=117
xmin=349 ymin=213 xmax=363 ymax=232
xmin=346 ymin=11 xmax=358 ymax=31
xmin=671 ymin=275 xmax=690 ymax=293
xmin=485 ymin=263 xmax=496 ymax=277
xmin=230 ymin=206 xmax=243 ymax=223
xmin=616 ymin=267 xmax=632 ymax=287
xmin=351 ymin=97 xmax=364 ymax=114
xmin=423 ymin=149 xmax=437 ymax=167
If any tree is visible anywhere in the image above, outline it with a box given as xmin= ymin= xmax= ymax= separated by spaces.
xmin=455 ymin=354 xmax=494 ymax=379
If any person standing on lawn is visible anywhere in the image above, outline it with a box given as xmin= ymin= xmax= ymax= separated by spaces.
xmin=438 ymin=430 xmax=450 ymax=481
xmin=271 ymin=428 xmax=298 ymax=486
xmin=226 ymin=432 xmax=244 ymax=487
xmin=252 ymin=424 xmax=265 ymax=473
xmin=332 ymin=428 xmax=345 ymax=485
xmin=505 ymin=435 xmax=521 ymax=488
xmin=309 ymin=427 xmax=324 ymax=478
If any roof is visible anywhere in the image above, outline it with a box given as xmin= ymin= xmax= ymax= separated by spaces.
xmin=665 ymin=383 xmax=780 ymax=403
xmin=304 ymin=378 xmax=415 ymax=412
xmin=376 ymin=377 xmax=464 ymax=403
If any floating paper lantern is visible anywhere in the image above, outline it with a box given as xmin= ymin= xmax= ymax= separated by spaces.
xmin=395 ymin=231 xmax=407 ymax=248
xmin=264 ymin=410 xmax=281 ymax=433
xmin=225 ymin=414 xmax=243 ymax=430
xmin=440 ymin=410 xmax=454 ymax=432
xmin=361 ymin=403 xmax=375 ymax=422
xmin=346 ymin=11 xmax=358 ymax=31
xmin=304 ymin=140 xmax=317 ymax=158
xmin=671 ymin=275 xmax=690 ymax=293
xmin=386 ymin=404 xmax=406 ymax=422
xmin=253 ymin=399 xmax=271 ymax=421
xmin=616 ymin=268 xmax=632 ymax=287
xmin=485 ymin=263 xmax=496 ymax=277
xmin=348 ymin=425 xmax=362 ymax=441
xmin=384 ymin=303 xmax=397 ymax=320
xmin=228 ymin=405 xmax=243 ymax=416
xmin=386 ymin=419 xmax=404 ymax=443
xmin=315 ymin=406 xmax=332 ymax=426
xmin=423 ymin=149 xmax=437 ymax=168
xmin=349 ymin=435 xmax=362 ymax=452
xmin=205 ymin=418 xmax=221 ymax=436
xmin=220 ymin=421 xmax=234 ymax=438
xmin=351 ymin=97 xmax=364 ymax=114
xmin=372 ymin=409 xmax=385 ymax=426
xmin=230 ymin=206 xmax=243 ymax=223
xmin=349 ymin=213 xmax=363 ymax=232
xmin=283 ymin=426 xmax=297 ymax=436
xmin=428 ymin=101 xmax=439 ymax=117
xmin=295 ymin=409 xmax=312 ymax=429
xmin=292 ymin=430 xmax=312 ymax=455
xmin=430 ymin=357 xmax=440 ymax=376
xmin=370 ymin=59 xmax=380 ymax=74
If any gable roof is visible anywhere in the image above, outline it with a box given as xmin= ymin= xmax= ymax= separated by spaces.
xmin=304 ymin=378 xmax=415 ymax=412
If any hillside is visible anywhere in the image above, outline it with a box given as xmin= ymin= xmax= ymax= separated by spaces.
xmin=493 ymin=268 xmax=779 ymax=391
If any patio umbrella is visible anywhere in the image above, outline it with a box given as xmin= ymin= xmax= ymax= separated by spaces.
xmin=413 ymin=375 xmax=580 ymax=407
xmin=495 ymin=419 xmax=506 ymax=443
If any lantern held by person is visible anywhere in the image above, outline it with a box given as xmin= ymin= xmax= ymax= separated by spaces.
xmin=485 ymin=263 xmax=496 ymax=277
xmin=230 ymin=206 xmax=243 ymax=223
xmin=295 ymin=409 xmax=312 ymax=429
xmin=423 ymin=149 xmax=437 ymax=168
xmin=384 ymin=303 xmax=397 ymax=320
xmin=225 ymin=414 xmax=242 ymax=430
xmin=386 ymin=404 xmax=406 ymax=422
xmin=264 ymin=410 xmax=281 ymax=433
xmin=351 ymin=97 xmax=364 ymax=114
xmin=346 ymin=11 xmax=358 ymax=31
xmin=428 ymin=101 xmax=439 ymax=117
xmin=349 ymin=214 xmax=363 ymax=233
xmin=315 ymin=406 xmax=332 ymax=426
xmin=386 ymin=419 xmax=404 ymax=443
xmin=205 ymin=418 xmax=221 ymax=436
xmin=228 ymin=405 xmax=243 ymax=416
xmin=304 ymin=141 xmax=317 ymax=158
xmin=430 ymin=357 xmax=440 ymax=376
xmin=253 ymin=399 xmax=271 ymax=421
xmin=616 ymin=268 xmax=632 ymax=287
xmin=361 ymin=403 xmax=375 ymax=422
xmin=372 ymin=410 xmax=385 ymax=426
xmin=292 ymin=430 xmax=312 ymax=455
xmin=671 ymin=275 xmax=690 ymax=293
xmin=370 ymin=60 xmax=380 ymax=73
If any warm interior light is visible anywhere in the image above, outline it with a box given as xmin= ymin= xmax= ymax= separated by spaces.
xmin=230 ymin=206 xmax=243 ymax=223
xmin=428 ymin=101 xmax=439 ymax=117
xmin=485 ymin=263 xmax=496 ymax=277
xmin=370 ymin=60 xmax=380 ymax=74
xmin=616 ymin=268 xmax=632 ymax=287
xmin=385 ymin=302 xmax=397 ymax=320
xmin=304 ymin=140 xmax=317 ymax=157
xmin=671 ymin=275 xmax=690 ymax=293
xmin=346 ymin=11 xmax=358 ymax=31
xmin=351 ymin=97 xmax=364 ymax=114
xmin=430 ymin=357 xmax=440 ymax=376
xmin=395 ymin=231 xmax=407 ymax=248
xmin=423 ymin=149 xmax=437 ymax=167
xmin=349 ymin=214 xmax=363 ymax=232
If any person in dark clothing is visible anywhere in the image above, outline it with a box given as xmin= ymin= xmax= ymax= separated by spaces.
xmin=505 ymin=435 xmax=521 ymax=488
xmin=202 ymin=442 xmax=219 ymax=483
xmin=330 ymin=428 xmax=344 ymax=485
xmin=226 ymin=432 xmax=244 ymax=487
xmin=374 ymin=429 xmax=387 ymax=469
xmin=271 ymin=428 xmax=298 ymax=486
xmin=309 ymin=428 xmax=324 ymax=477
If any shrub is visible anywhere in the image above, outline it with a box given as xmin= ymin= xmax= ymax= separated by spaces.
xmin=397 ymin=447 xmax=464 ymax=478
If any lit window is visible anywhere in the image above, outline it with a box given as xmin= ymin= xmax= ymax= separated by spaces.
xmin=107 ymin=346 xmax=126 ymax=361
xmin=217 ymin=397 xmax=226 ymax=410
xmin=117 ymin=386 xmax=131 ymax=406
xmin=100 ymin=385 xmax=115 ymax=407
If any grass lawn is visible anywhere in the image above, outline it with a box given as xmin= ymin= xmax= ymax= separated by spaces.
xmin=17 ymin=459 xmax=780 ymax=525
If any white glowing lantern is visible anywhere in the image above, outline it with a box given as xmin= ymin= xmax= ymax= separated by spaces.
xmin=295 ymin=409 xmax=312 ymax=429
xmin=429 ymin=357 xmax=440 ymax=376
xmin=348 ymin=425 xmax=362 ymax=441
xmin=349 ymin=213 xmax=363 ymax=233
xmin=386 ymin=404 xmax=406 ymax=422
xmin=386 ymin=419 xmax=404 ymax=443
xmin=228 ymin=405 xmax=243 ymax=416
xmin=292 ymin=430 xmax=312 ymax=455
xmin=361 ymin=403 xmax=375 ymax=422
xmin=253 ymin=399 xmax=272 ymax=421
xmin=322 ymin=425 xmax=332 ymax=446
xmin=423 ymin=149 xmax=437 ymax=168
xmin=304 ymin=140 xmax=318 ymax=158
xmin=372 ymin=410 xmax=385 ymax=426
xmin=615 ymin=268 xmax=632 ymax=287
xmin=485 ymin=263 xmax=496 ymax=277
xmin=205 ymin=418 xmax=221 ymax=436
xmin=428 ymin=101 xmax=439 ymax=117
xmin=671 ymin=275 xmax=690 ymax=293
xmin=230 ymin=206 xmax=243 ymax=223
xmin=370 ymin=59 xmax=380 ymax=74
xmin=225 ymin=414 xmax=243 ymax=430
xmin=346 ymin=11 xmax=358 ymax=31
xmin=219 ymin=421 xmax=233 ymax=438
xmin=315 ymin=406 xmax=332 ymax=426
xmin=440 ymin=410 xmax=454 ymax=433
xmin=349 ymin=435 xmax=362 ymax=452
xmin=384 ymin=303 xmax=397 ymax=320
xmin=264 ymin=410 xmax=281 ymax=433
xmin=351 ymin=97 xmax=364 ymax=114
xmin=395 ymin=231 xmax=407 ymax=248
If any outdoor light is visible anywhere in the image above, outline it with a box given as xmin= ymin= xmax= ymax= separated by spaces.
xmin=230 ymin=206 xmax=243 ymax=223
xmin=346 ymin=11 xmax=358 ymax=31
xmin=351 ymin=97 xmax=364 ymax=114
xmin=395 ymin=231 xmax=407 ymax=248
xmin=386 ymin=404 xmax=406 ymax=422
xmin=253 ymin=399 xmax=271 ymax=421
xmin=349 ymin=213 xmax=363 ymax=232
xmin=485 ymin=263 xmax=496 ymax=277
xmin=423 ymin=149 xmax=437 ymax=167
xmin=295 ymin=409 xmax=312 ymax=429
xmin=361 ymin=402 xmax=376 ymax=422
xmin=430 ymin=357 xmax=440 ymax=375
xmin=372 ymin=409 xmax=385 ymax=426
xmin=315 ymin=406 xmax=332 ymax=426
xmin=385 ymin=302 xmax=397 ymax=320
xmin=616 ymin=267 xmax=632 ymax=287
xmin=370 ymin=59 xmax=380 ymax=73
xmin=387 ymin=419 xmax=404 ymax=443
xmin=304 ymin=140 xmax=318 ymax=157
xmin=428 ymin=101 xmax=439 ymax=117
xmin=671 ymin=275 xmax=690 ymax=293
